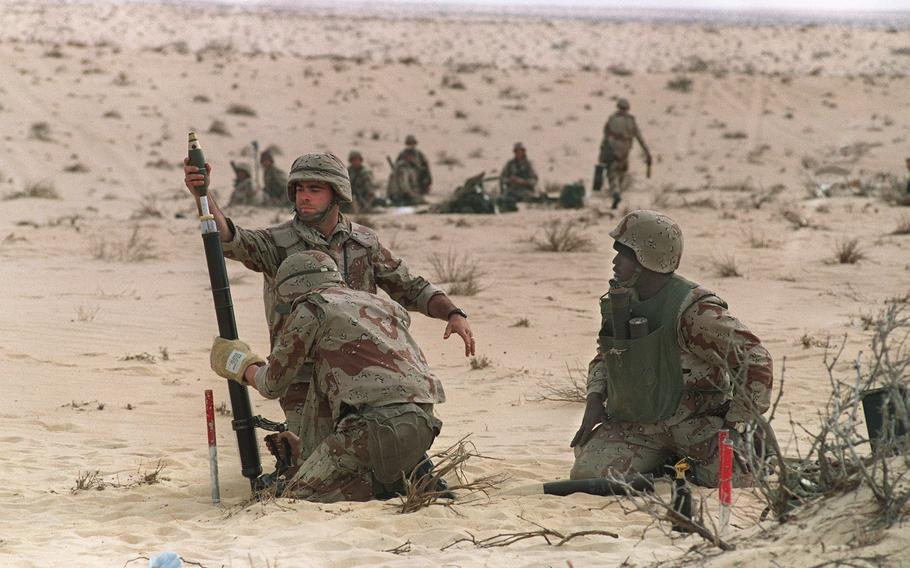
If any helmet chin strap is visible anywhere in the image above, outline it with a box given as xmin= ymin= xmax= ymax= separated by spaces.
xmin=297 ymin=197 xmax=340 ymax=226
xmin=616 ymin=266 xmax=642 ymax=289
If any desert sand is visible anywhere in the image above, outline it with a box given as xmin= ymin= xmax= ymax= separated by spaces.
xmin=1 ymin=1 xmax=909 ymax=567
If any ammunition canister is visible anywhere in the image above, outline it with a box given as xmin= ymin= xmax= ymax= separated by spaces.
xmin=610 ymin=287 xmax=631 ymax=340
xmin=629 ymin=316 xmax=649 ymax=339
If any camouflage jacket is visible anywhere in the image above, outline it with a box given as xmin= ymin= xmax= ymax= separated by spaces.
xmin=262 ymin=164 xmax=289 ymax=204
xmin=223 ymin=214 xmax=443 ymax=345
xmin=348 ymin=165 xmax=377 ymax=209
xmin=228 ymin=178 xmax=257 ymax=207
xmin=600 ymin=111 xmax=649 ymax=162
xmin=586 ymin=282 xmax=773 ymax=425
xmin=396 ymin=148 xmax=432 ymax=190
xmin=254 ymin=287 xmax=446 ymax=421
xmin=500 ymin=158 xmax=538 ymax=190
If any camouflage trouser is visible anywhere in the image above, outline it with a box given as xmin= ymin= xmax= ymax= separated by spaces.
xmin=285 ymin=403 xmax=441 ymax=502
xmin=280 ymin=376 xmax=334 ymax=465
xmin=570 ymin=415 xmax=750 ymax=488
xmin=605 ymin=157 xmax=629 ymax=198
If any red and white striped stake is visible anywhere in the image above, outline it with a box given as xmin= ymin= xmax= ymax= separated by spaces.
xmin=717 ymin=429 xmax=734 ymax=533
xmin=205 ymin=389 xmax=221 ymax=505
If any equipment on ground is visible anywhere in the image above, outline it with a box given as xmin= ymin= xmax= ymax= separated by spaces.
xmin=542 ymin=474 xmax=655 ymax=496
xmin=670 ymin=458 xmax=693 ymax=533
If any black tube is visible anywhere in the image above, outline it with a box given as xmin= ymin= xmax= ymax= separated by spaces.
xmin=543 ymin=476 xmax=654 ymax=497
xmin=201 ymin=231 xmax=262 ymax=489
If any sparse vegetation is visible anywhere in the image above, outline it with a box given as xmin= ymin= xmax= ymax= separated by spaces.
xmin=4 ymin=180 xmax=60 ymax=200
xmin=832 ymin=238 xmax=866 ymax=264
xmin=607 ymin=64 xmax=633 ymax=76
xmin=436 ymin=151 xmax=463 ymax=168
xmin=226 ymin=103 xmax=257 ymax=117
xmin=29 ymin=122 xmax=53 ymax=141
xmin=131 ymin=196 xmax=163 ymax=219
xmin=666 ymin=76 xmax=693 ymax=93
xmin=208 ymin=120 xmax=230 ymax=136
xmin=746 ymin=228 xmax=773 ymax=248
xmin=710 ymin=255 xmax=742 ymax=277
xmin=102 ymin=110 xmax=122 ymax=119
xmin=470 ymin=355 xmax=492 ymax=370
xmin=121 ymin=352 xmax=158 ymax=363
xmin=89 ymin=227 xmax=159 ymax=262
xmin=441 ymin=75 xmax=466 ymax=90
xmin=722 ymin=130 xmax=748 ymax=139
xmin=75 ymin=305 xmax=100 ymax=322
xmin=63 ymin=162 xmax=89 ymax=173
xmin=192 ymin=94 xmax=211 ymax=103
xmin=510 ymin=318 xmax=531 ymax=328
xmin=535 ymin=365 xmax=587 ymax=403
xmin=464 ymin=124 xmax=490 ymax=137
xmin=892 ymin=216 xmax=910 ymax=235
xmin=429 ymin=250 xmax=484 ymax=296
xmin=532 ymin=219 xmax=594 ymax=252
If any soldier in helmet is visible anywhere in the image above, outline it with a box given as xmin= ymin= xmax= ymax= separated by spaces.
xmin=228 ymin=161 xmax=257 ymax=207
xmin=500 ymin=142 xmax=539 ymax=203
xmin=570 ymin=210 xmax=774 ymax=487
xmin=595 ymin=98 xmax=652 ymax=209
xmin=387 ymin=148 xmax=424 ymax=206
xmin=395 ymin=134 xmax=432 ymax=195
xmin=260 ymin=150 xmax=289 ymax=206
xmin=347 ymin=150 xmax=378 ymax=213
xmin=210 ymin=251 xmax=446 ymax=501
xmin=183 ymin=152 xmax=475 ymax=455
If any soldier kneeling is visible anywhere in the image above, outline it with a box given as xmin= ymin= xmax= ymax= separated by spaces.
xmin=211 ymin=250 xmax=446 ymax=502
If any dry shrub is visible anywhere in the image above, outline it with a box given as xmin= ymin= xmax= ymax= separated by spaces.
xmin=131 ymin=196 xmax=164 ymax=219
xmin=746 ymin=228 xmax=773 ymax=248
xmin=532 ymin=219 xmax=594 ymax=252
xmin=892 ymin=216 xmax=910 ymax=236
xmin=832 ymin=238 xmax=866 ymax=264
xmin=710 ymin=255 xmax=742 ymax=277
xmin=4 ymin=180 xmax=60 ymax=200
xmin=208 ymin=120 xmax=230 ymax=136
xmin=63 ymin=162 xmax=89 ymax=173
xmin=607 ymin=64 xmax=633 ymax=76
xmin=510 ymin=318 xmax=531 ymax=328
xmin=429 ymin=250 xmax=484 ymax=296
xmin=72 ymin=461 xmax=166 ymax=493
xmin=535 ymin=364 xmax=587 ymax=403
xmin=470 ymin=355 xmax=492 ymax=370
xmin=722 ymin=130 xmax=748 ymax=140
xmin=90 ymin=227 xmax=159 ymax=262
xmin=75 ymin=305 xmax=100 ymax=322
xmin=397 ymin=435 xmax=505 ymax=513
xmin=226 ymin=103 xmax=257 ymax=116
xmin=192 ymin=94 xmax=211 ymax=103
xmin=666 ymin=76 xmax=693 ymax=93
xmin=29 ymin=121 xmax=53 ymax=141
xmin=436 ymin=151 xmax=463 ymax=167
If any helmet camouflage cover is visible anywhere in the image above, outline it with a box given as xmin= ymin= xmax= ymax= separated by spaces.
xmin=609 ymin=210 xmax=683 ymax=273
xmin=286 ymin=153 xmax=353 ymax=203
xmin=616 ymin=97 xmax=630 ymax=110
xmin=276 ymin=251 xmax=345 ymax=301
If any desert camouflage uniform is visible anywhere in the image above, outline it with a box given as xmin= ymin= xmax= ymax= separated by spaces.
xmin=500 ymin=157 xmax=539 ymax=202
xmin=262 ymin=163 xmax=289 ymax=206
xmin=396 ymin=148 xmax=432 ymax=195
xmin=253 ymin=286 xmax=444 ymax=501
xmin=387 ymin=160 xmax=423 ymax=206
xmin=571 ymin=278 xmax=773 ymax=486
xmin=228 ymin=164 xmax=257 ymax=207
xmin=599 ymin=111 xmax=649 ymax=196
xmin=222 ymin=215 xmax=443 ymax=441
xmin=348 ymin=164 xmax=378 ymax=212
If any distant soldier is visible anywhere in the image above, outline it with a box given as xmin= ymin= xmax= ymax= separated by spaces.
xmin=902 ymin=157 xmax=910 ymax=206
xmin=396 ymin=134 xmax=432 ymax=195
xmin=260 ymin=150 xmax=289 ymax=206
xmin=228 ymin=161 xmax=257 ymax=207
xmin=387 ymin=148 xmax=425 ymax=206
xmin=347 ymin=150 xmax=378 ymax=213
xmin=595 ymin=98 xmax=652 ymax=210
xmin=500 ymin=142 xmax=539 ymax=203
xmin=210 ymin=251 xmax=446 ymax=501
xmin=571 ymin=210 xmax=774 ymax=487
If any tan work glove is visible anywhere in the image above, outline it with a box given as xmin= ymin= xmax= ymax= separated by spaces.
xmin=210 ymin=337 xmax=265 ymax=383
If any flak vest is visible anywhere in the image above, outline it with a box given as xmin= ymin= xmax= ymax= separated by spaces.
xmin=598 ymin=275 xmax=718 ymax=424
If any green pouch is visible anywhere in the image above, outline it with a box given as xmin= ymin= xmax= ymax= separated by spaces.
xmin=600 ymin=324 xmax=683 ymax=424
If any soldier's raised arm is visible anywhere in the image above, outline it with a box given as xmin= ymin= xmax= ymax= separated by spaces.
xmin=184 ymin=158 xmax=232 ymax=242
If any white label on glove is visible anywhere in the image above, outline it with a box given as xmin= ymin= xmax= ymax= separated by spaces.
xmin=226 ymin=350 xmax=247 ymax=374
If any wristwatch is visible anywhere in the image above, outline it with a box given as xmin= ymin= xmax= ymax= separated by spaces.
xmin=447 ymin=308 xmax=468 ymax=320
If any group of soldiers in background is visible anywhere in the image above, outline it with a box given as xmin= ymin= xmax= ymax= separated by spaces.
xmin=228 ymin=97 xmax=652 ymax=214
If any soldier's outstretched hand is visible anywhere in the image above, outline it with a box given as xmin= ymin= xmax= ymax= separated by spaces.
xmin=183 ymin=157 xmax=212 ymax=199
xmin=444 ymin=314 xmax=475 ymax=357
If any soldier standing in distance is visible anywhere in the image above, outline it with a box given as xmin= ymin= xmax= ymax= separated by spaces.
xmin=210 ymin=251 xmax=446 ymax=501
xmin=570 ymin=210 xmax=774 ymax=487
xmin=500 ymin=142 xmax=539 ymax=202
xmin=387 ymin=148 xmax=425 ymax=206
xmin=597 ymin=98 xmax=652 ymax=210
xmin=184 ymin=153 xmax=474 ymax=456
xmin=260 ymin=150 xmax=289 ymax=206
xmin=396 ymin=134 xmax=432 ymax=195
xmin=347 ymin=150 xmax=378 ymax=213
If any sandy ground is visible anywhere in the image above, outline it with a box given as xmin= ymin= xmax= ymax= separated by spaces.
xmin=1 ymin=1 xmax=909 ymax=567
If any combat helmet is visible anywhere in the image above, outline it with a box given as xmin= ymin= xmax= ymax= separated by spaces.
xmin=405 ymin=134 xmax=418 ymax=145
xmin=286 ymin=152 xmax=352 ymax=203
xmin=616 ymin=98 xmax=630 ymax=110
xmin=609 ymin=210 xmax=682 ymax=273
xmin=276 ymin=251 xmax=344 ymax=301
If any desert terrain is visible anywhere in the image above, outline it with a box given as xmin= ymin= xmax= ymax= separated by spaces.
xmin=0 ymin=1 xmax=909 ymax=567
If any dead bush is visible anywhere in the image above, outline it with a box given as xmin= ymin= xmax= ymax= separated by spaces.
xmin=90 ymin=227 xmax=159 ymax=262
xmin=832 ymin=238 xmax=866 ymax=264
xmin=532 ymin=219 xmax=594 ymax=252
xmin=666 ymin=76 xmax=693 ymax=93
xmin=29 ymin=122 xmax=53 ymax=141
xmin=208 ymin=120 xmax=230 ymax=136
xmin=4 ymin=180 xmax=60 ymax=200
xmin=429 ymin=250 xmax=484 ymax=296
xmin=710 ymin=255 xmax=742 ymax=277
xmin=226 ymin=103 xmax=257 ymax=117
